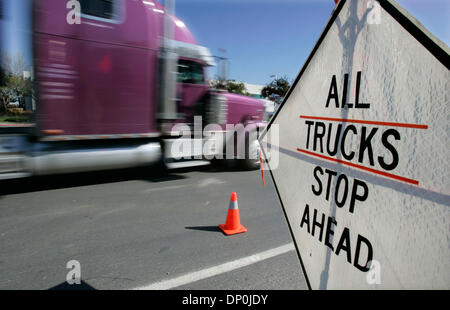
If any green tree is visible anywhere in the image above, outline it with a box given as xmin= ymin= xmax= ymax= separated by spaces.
xmin=0 ymin=53 xmax=33 ymax=113
xmin=261 ymin=76 xmax=291 ymax=99
xmin=210 ymin=78 xmax=250 ymax=96
xmin=0 ymin=87 xmax=16 ymax=113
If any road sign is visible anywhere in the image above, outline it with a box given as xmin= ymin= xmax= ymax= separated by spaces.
xmin=260 ymin=0 xmax=449 ymax=289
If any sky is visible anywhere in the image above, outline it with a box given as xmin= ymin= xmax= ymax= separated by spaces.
xmin=0 ymin=0 xmax=33 ymax=71
xmin=175 ymin=0 xmax=450 ymax=85
xmin=1 ymin=0 xmax=449 ymax=85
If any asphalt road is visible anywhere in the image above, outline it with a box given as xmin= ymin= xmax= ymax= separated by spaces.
xmin=0 ymin=162 xmax=308 ymax=290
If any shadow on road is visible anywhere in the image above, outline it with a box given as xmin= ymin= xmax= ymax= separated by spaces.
xmin=172 ymin=160 xmax=250 ymax=174
xmin=185 ymin=225 xmax=223 ymax=234
xmin=0 ymin=161 xmax=252 ymax=196
xmin=0 ymin=167 xmax=184 ymax=196
xmin=48 ymin=280 xmax=96 ymax=290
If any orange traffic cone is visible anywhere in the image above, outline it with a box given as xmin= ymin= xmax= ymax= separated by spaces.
xmin=219 ymin=192 xmax=247 ymax=235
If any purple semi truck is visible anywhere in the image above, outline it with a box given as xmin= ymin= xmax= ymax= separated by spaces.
xmin=0 ymin=0 xmax=266 ymax=179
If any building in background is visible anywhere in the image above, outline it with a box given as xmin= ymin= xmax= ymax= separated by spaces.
xmin=22 ymin=70 xmax=31 ymax=80
xmin=243 ymin=82 xmax=264 ymax=99
xmin=243 ymin=82 xmax=277 ymax=120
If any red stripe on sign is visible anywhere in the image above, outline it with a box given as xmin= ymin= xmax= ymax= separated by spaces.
xmin=296 ymin=148 xmax=419 ymax=186
xmin=299 ymin=115 xmax=428 ymax=129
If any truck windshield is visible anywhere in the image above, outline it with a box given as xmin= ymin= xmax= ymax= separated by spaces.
xmin=177 ymin=60 xmax=205 ymax=84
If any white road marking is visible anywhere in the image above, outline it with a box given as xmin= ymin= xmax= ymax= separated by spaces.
xmin=143 ymin=178 xmax=224 ymax=193
xmin=133 ymin=243 xmax=295 ymax=290
xmin=197 ymin=178 xmax=226 ymax=188
xmin=143 ymin=185 xmax=188 ymax=193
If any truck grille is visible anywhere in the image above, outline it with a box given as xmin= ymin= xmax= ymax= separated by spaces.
xmin=204 ymin=93 xmax=227 ymax=125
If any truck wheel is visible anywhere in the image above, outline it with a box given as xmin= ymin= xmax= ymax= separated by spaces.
xmin=240 ymin=137 xmax=261 ymax=170
xmin=154 ymin=157 xmax=169 ymax=176
xmin=150 ymin=141 xmax=168 ymax=176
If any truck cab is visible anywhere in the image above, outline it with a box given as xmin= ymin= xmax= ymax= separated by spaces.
xmin=0 ymin=0 xmax=266 ymax=180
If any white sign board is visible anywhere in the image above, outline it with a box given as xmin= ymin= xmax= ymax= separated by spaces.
xmin=260 ymin=0 xmax=449 ymax=289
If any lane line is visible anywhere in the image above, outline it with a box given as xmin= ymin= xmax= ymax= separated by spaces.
xmin=133 ymin=243 xmax=295 ymax=290
xmin=143 ymin=184 xmax=188 ymax=193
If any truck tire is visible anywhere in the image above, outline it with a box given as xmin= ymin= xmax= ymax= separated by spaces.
xmin=240 ymin=136 xmax=261 ymax=170
xmin=211 ymin=134 xmax=260 ymax=171
xmin=149 ymin=140 xmax=168 ymax=176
